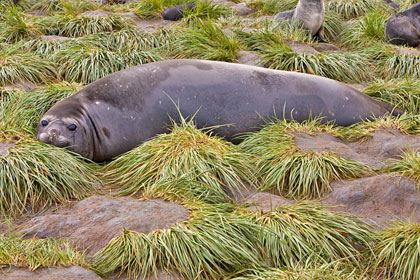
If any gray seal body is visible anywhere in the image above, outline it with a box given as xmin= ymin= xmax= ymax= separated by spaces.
xmin=386 ymin=3 xmax=420 ymax=47
xmin=37 ymin=59 xmax=400 ymax=162
xmin=275 ymin=0 xmax=326 ymax=42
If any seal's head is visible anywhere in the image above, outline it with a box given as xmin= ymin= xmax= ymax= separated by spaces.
xmin=36 ymin=99 xmax=94 ymax=160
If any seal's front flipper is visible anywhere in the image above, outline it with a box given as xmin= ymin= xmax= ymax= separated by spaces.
xmin=313 ymin=26 xmax=327 ymax=43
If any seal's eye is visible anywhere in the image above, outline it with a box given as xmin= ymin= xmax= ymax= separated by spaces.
xmin=41 ymin=120 xmax=48 ymax=127
xmin=68 ymin=124 xmax=77 ymax=131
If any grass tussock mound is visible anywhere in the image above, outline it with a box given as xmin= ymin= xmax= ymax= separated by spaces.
xmin=91 ymin=205 xmax=262 ymax=279
xmin=101 ymin=118 xmax=254 ymax=203
xmin=386 ymin=150 xmax=420 ymax=184
xmin=373 ymin=221 xmax=420 ymax=280
xmin=252 ymin=201 xmax=373 ymax=267
xmin=0 ymin=133 xmax=97 ymax=216
xmin=0 ymin=235 xmax=86 ymax=270
xmin=326 ymin=0 xmax=385 ymax=20
xmin=239 ymin=119 xmax=372 ymax=199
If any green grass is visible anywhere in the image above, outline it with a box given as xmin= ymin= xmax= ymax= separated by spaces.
xmin=29 ymin=0 xmax=101 ymax=15
xmin=0 ymin=82 xmax=79 ymax=133
xmin=341 ymin=10 xmax=388 ymax=48
xmin=101 ymin=118 xmax=254 ymax=203
xmin=247 ymin=0 xmax=297 ymax=15
xmin=181 ymin=1 xmax=231 ymax=22
xmin=91 ymin=205 xmax=262 ymax=279
xmin=0 ymin=133 xmax=97 ymax=216
xmin=326 ymin=0 xmax=385 ymax=20
xmin=0 ymin=4 xmax=41 ymax=43
xmin=132 ymin=0 xmax=195 ymax=19
xmin=0 ymin=235 xmax=86 ymax=270
xmin=173 ymin=19 xmax=239 ymax=62
xmin=239 ymin=119 xmax=373 ymax=199
xmin=373 ymin=221 xmax=420 ymax=280
xmin=380 ymin=52 xmax=420 ymax=79
xmin=36 ymin=15 xmax=131 ymax=37
xmin=252 ymin=201 xmax=374 ymax=268
xmin=363 ymin=78 xmax=420 ymax=115
xmin=54 ymin=39 xmax=160 ymax=84
xmin=260 ymin=46 xmax=370 ymax=83
xmin=0 ymin=45 xmax=57 ymax=86
xmin=385 ymin=150 xmax=420 ymax=184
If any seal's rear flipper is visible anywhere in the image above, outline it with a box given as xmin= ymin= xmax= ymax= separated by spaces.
xmin=313 ymin=26 xmax=327 ymax=43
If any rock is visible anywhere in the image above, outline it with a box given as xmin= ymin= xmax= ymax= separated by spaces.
xmin=244 ymin=192 xmax=294 ymax=212
xmin=0 ymin=142 xmax=15 ymax=156
xmin=313 ymin=42 xmax=341 ymax=52
xmin=3 ymin=81 xmax=36 ymax=92
xmin=41 ymin=35 xmax=71 ymax=42
xmin=134 ymin=18 xmax=175 ymax=32
xmin=236 ymin=50 xmax=262 ymax=66
xmin=17 ymin=196 xmax=190 ymax=257
xmin=232 ymin=2 xmax=255 ymax=16
xmin=323 ymin=174 xmax=420 ymax=226
xmin=28 ymin=9 xmax=48 ymax=16
xmin=283 ymin=39 xmax=320 ymax=55
xmin=293 ymin=128 xmax=420 ymax=169
xmin=0 ymin=266 xmax=102 ymax=280
xmin=395 ymin=47 xmax=420 ymax=56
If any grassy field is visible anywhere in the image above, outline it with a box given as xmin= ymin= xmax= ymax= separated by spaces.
xmin=1 ymin=0 xmax=420 ymax=279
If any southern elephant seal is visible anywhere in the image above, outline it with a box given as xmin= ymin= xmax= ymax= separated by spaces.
xmin=386 ymin=3 xmax=420 ymax=47
xmin=275 ymin=0 xmax=326 ymax=42
xmin=37 ymin=59 xmax=401 ymax=162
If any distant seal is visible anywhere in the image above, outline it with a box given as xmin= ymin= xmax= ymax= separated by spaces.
xmin=1 ymin=0 xmax=19 ymax=4
xmin=37 ymin=59 xmax=401 ymax=162
xmin=386 ymin=3 xmax=420 ymax=47
xmin=275 ymin=0 xmax=326 ymax=42
xmin=161 ymin=3 xmax=196 ymax=21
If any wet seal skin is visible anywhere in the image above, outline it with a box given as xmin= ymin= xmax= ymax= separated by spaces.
xmin=386 ymin=3 xmax=420 ymax=47
xmin=275 ymin=0 xmax=327 ymax=42
xmin=161 ymin=3 xmax=196 ymax=21
xmin=36 ymin=59 xmax=402 ymax=162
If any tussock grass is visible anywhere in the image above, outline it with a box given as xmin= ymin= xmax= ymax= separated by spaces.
xmin=0 ymin=133 xmax=97 ymax=216
xmin=173 ymin=19 xmax=239 ymax=62
xmin=0 ymin=235 xmax=86 ymax=270
xmin=132 ymin=0 xmax=194 ymax=19
xmin=1 ymin=82 xmax=79 ymax=133
xmin=239 ymin=119 xmax=372 ymax=199
xmin=54 ymin=39 xmax=159 ymax=84
xmin=326 ymin=0 xmax=384 ymax=20
xmin=363 ymin=79 xmax=420 ymax=114
xmin=22 ymin=38 xmax=70 ymax=57
xmin=341 ymin=114 xmax=420 ymax=141
xmin=0 ymin=45 xmax=57 ymax=86
xmin=247 ymin=0 xmax=297 ymax=15
xmin=101 ymin=118 xmax=254 ymax=203
xmin=181 ymin=1 xmax=231 ymax=22
xmin=323 ymin=10 xmax=345 ymax=42
xmin=380 ymin=53 xmax=420 ymax=79
xmin=386 ymin=150 xmax=420 ymax=184
xmin=252 ymin=201 xmax=374 ymax=268
xmin=29 ymin=0 xmax=100 ymax=15
xmin=91 ymin=206 xmax=262 ymax=279
xmin=341 ymin=10 xmax=388 ymax=48
xmin=0 ymin=4 xmax=41 ymax=43
xmin=259 ymin=41 xmax=370 ymax=83
xmin=37 ymin=15 xmax=131 ymax=37
xmin=373 ymin=221 xmax=420 ymax=280
xmin=229 ymin=263 xmax=369 ymax=280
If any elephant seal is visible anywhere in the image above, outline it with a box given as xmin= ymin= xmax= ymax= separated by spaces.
xmin=275 ymin=0 xmax=326 ymax=42
xmin=37 ymin=59 xmax=401 ymax=162
xmin=386 ymin=3 xmax=420 ymax=47
xmin=161 ymin=3 xmax=196 ymax=21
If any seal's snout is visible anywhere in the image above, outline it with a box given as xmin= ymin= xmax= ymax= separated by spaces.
xmin=38 ymin=129 xmax=70 ymax=148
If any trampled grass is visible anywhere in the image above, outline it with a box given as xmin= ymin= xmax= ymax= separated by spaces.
xmin=373 ymin=221 xmax=420 ymax=280
xmin=101 ymin=118 xmax=254 ymax=203
xmin=0 ymin=235 xmax=86 ymax=270
xmin=239 ymin=119 xmax=372 ymax=199
xmin=0 ymin=133 xmax=97 ymax=216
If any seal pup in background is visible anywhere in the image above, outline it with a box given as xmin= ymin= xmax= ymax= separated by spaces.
xmin=275 ymin=0 xmax=326 ymax=42
xmin=37 ymin=59 xmax=401 ymax=162
xmin=386 ymin=3 xmax=420 ymax=47
xmin=161 ymin=3 xmax=196 ymax=21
